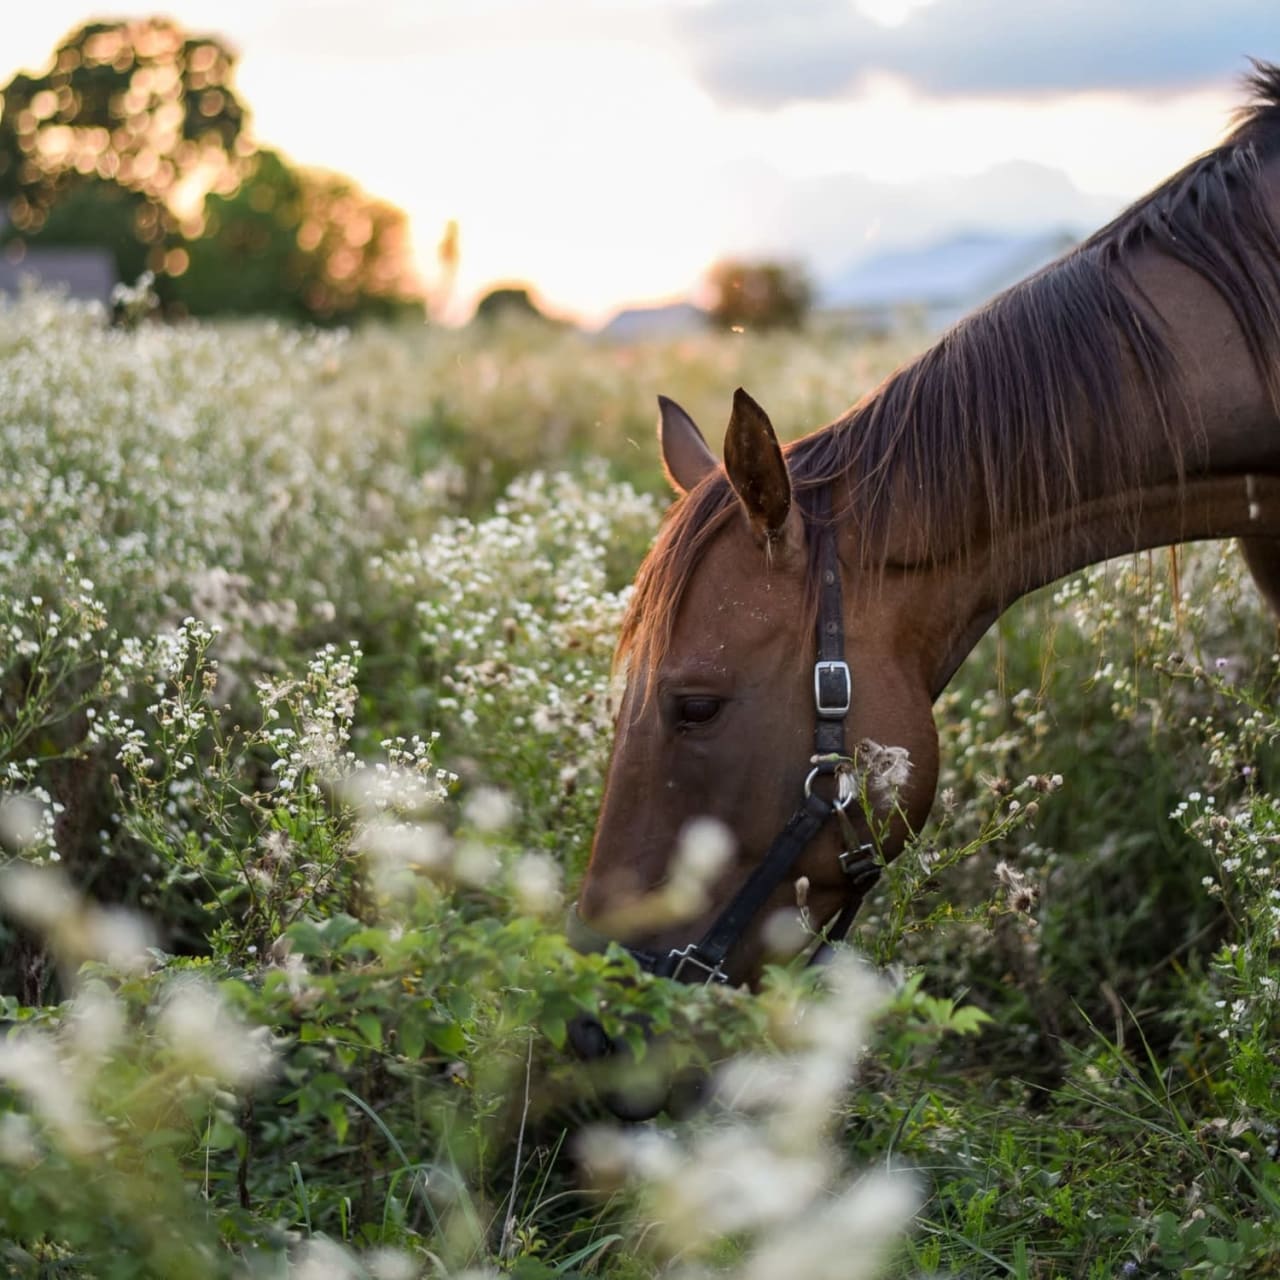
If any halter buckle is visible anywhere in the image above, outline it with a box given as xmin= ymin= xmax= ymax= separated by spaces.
xmin=665 ymin=944 xmax=730 ymax=986
xmin=814 ymin=660 xmax=851 ymax=717
xmin=838 ymin=843 xmax=879 ymax=879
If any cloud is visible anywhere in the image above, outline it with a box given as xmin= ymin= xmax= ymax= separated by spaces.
xmin=683 ymin=0 xmax=1278 ymax=107
xmin=712 ymin=158 xmax=1121 ymax=283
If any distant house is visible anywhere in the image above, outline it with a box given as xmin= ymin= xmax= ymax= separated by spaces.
xmin=598 ymin=300 xmax=707 ymax=341
xmin=0 ymin=244 xmax=118 ymax=308
xmin=821 ymin=229 xmax=1078 ymax=334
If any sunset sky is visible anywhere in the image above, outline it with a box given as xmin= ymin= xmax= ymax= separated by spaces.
xmin=4 ymin=2 xmax=1274 ymax=323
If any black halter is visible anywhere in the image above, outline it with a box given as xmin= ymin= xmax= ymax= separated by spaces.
xmin=569 ymin=485 xmax=882 ymax=984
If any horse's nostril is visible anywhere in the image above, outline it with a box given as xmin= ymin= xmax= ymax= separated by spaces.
xmin=567 ymin=1014 xmax=673 ymax=1120
xmin=567 ymin=1014 xmax=613 ymax=1061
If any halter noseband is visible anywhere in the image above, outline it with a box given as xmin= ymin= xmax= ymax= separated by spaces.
xmin=568 ymin=485 xmax=882 ymax=984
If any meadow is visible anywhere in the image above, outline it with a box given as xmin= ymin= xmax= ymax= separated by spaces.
xmin=0 ymin=289 xmax=1278 ymax=1278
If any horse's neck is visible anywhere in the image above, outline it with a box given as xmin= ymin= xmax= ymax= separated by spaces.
xmin=925 ymin=242 xmax=1280 ymax=697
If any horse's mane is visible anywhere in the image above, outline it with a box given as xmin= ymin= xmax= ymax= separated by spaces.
xmin=619 ymin=61 xmax=1280 ymax=677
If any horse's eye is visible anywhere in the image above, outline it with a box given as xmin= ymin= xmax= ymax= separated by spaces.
xmin=677 ymin=696 xmax=722 ymax=728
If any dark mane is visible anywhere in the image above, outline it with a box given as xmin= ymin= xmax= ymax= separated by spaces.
xmin=619 ymin=61 xmax=1280 ymax=676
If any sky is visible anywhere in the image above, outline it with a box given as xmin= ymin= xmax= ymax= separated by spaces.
xmin=3 ymin=1 xmax=1274 ymax=324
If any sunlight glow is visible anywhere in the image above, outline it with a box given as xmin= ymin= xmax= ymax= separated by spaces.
xmin=0 ymin=2 xmax=1247 ymax=323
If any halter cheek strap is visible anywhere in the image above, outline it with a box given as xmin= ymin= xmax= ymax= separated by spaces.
xmin=570 ymin=484 xmax=882 ymax=984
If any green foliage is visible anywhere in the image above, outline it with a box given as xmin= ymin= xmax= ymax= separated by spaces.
xmin=2 ymin=293 xmax=1280 ymax=1275
xmin=706 ymin=258 xmax=813 ymax=331
xmin=0 ymin=19 xmax=247 ymax=286
xmin=177 ymin=148 xmax=422 ymax=325
xmin=0 ymin=20 xmax=420 ymax=322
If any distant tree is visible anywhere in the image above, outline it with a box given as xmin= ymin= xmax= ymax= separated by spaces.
xmin=0 ymin=18 xmax=249 ymax=289
xmin=176 ymin=148 xmax=421 ymax=325
xmin=706 ymin=258 xmax=813 ymax=331
xmin=473 ymin=284 xmax=552 ymax=325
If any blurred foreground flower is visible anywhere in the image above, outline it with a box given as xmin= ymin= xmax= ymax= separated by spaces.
xmin=577 ymin=954 xmax=919 ymax=1276
xmin=0 ymin=1032 xmax=106 ymax=1157
xmin=157 ymin=978 xmax=277 ymax=1087
xmin=0 ymin=861 xmax=154 ymax=972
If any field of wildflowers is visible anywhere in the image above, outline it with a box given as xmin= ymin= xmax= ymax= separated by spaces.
xmin=1 ymin=290 xmax=1278 ymax=1277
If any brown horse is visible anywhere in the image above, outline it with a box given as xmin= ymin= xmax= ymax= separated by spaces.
xmin=571 ymin=64 xmax=1280 ymax=1015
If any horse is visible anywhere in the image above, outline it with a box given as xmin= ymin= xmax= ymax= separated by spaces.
xmin=568 ymin=63 xmax=1280 ymax=1068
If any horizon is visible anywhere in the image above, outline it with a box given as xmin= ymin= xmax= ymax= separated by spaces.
xmin=3 ymin=3 xmax=1272 ymax=324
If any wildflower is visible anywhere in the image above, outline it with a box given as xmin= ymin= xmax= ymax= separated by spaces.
xmin=364 ymin=1249 xmax=419 ymax=1280
xmin=740 ymin=1170 xmax=921 ymax=1280
xmin=463 ymin=786 xmax=515 ymax=832
xmin=0 ymin=793 xmax=45 ymax=852
xmin=0 ymin=1032 xmax=104 ymax=1156
xmin=995 ymin=860 xmax=1038 ymax=916
xmin=0 ymin=1112 xmax=39 ymax=1167
xmin=0 ymin=861 xmax=77 ymax=933
xmin=453 ymin=840 xmax=502 ymax=888
xmin=672 ymin=816 xmax=734 ymax=887
xmin=857 ymin=740 xmax=912 ymax=804
xmin=511 ymin=852 xmax=563 ymax=916
xmin=65 ymin=985 xmax=126 ymax=1066
xmin=157 ymin=979 xmax=276 ymax=1087
xmin=292 ymin=1239 xmax=362 ymax=1280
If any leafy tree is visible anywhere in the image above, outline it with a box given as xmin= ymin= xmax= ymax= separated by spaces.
xmin=1 ymin=18 xmax=421 ymax=323
xmin=176 ymin=148 xmax=421 ymax=325
xmin=473 ymin=284 xmax=551 ymax=324
xmin=706 ymin=257 xmax=813 ymax=331
xmin=0 ymin=18 xmax=248 ymax=285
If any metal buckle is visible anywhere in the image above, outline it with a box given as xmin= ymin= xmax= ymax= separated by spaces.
xmin=838 ymin=844 xmax=881 ymax=891
xmin=834 ymin=844 xmax=875 ymax=875
xmin=666 ymin=944 xmax=730 ymax=985
xmin=814 ymin=660 xmax=851 ymax=717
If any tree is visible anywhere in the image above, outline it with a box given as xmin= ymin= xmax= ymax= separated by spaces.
xmin=473 ymin=284 xmax=551 ymax=325
xmin=0 ymin=18 xmax=249 ymax=287
xmin=176 ymin=148 xmax=421 ymax=325
xmin=706 ymin=258 xmax=813 ymax=331
xmin=1 ymin=19 xmax=421 ymax=323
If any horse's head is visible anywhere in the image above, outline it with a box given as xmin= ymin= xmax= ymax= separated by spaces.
xmin=572 ymin=389 xmax=942 ymax=1012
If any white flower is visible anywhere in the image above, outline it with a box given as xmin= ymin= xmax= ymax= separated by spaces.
xmin=464 ymin=786 xmax=515 ymax=832
xmin=0 ymin=794 xmax=45 ymax=852
xmin=0 ymin=1032 xmax=104 ymax=1155
xmin=740 ymin=1170 xmax=921 ymax=1280
xmin=662 ymin=816 xmax=735 ymax=918
xmin=511 ymin=852 xmax=563 ymax=917
xmin=453 ymin=841 xmax=502 ymax=888
xmin=291 ymin=1238 xmax=362 ymax=1280
xmin=65 ymin=986 xmax=126 ymax=1066
xmin=857 ymin=740 xmax=912 ymax=804
xmin=156 ymin=979 xmax=276 ymax=1087
xmin=0 ymin=861 xmax=77 ymax=932
xmin=0 ymin=1112 xmax=39 ymax=1167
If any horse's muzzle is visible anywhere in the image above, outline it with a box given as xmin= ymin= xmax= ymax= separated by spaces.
xmin=565 ymin=908 xmax=707 ymax=1119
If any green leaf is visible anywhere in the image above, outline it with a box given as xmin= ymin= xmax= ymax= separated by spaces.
xmin=353 ymin=1013 xmax=383 ymax=1049
xmin=542 ymin=1013 xmax=567 ymax=1050
xmin=425 ymin=1020 xmax=466 ymax=1055
xmin=399 ymin=1013 xmax=426 ymax=1060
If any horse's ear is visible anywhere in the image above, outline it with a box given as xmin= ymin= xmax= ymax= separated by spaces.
xmin=724 ymin=387 xmax=794 ymax=546
xmin=658 ymin=395 xmax=717 ymax=494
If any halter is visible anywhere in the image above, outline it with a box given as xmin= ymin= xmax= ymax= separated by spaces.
xmin=568 ymin=485 xmax=882 ymax=984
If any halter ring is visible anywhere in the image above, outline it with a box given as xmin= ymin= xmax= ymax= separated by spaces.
xmin=804 ymin=755 xmax=857 ymax=812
